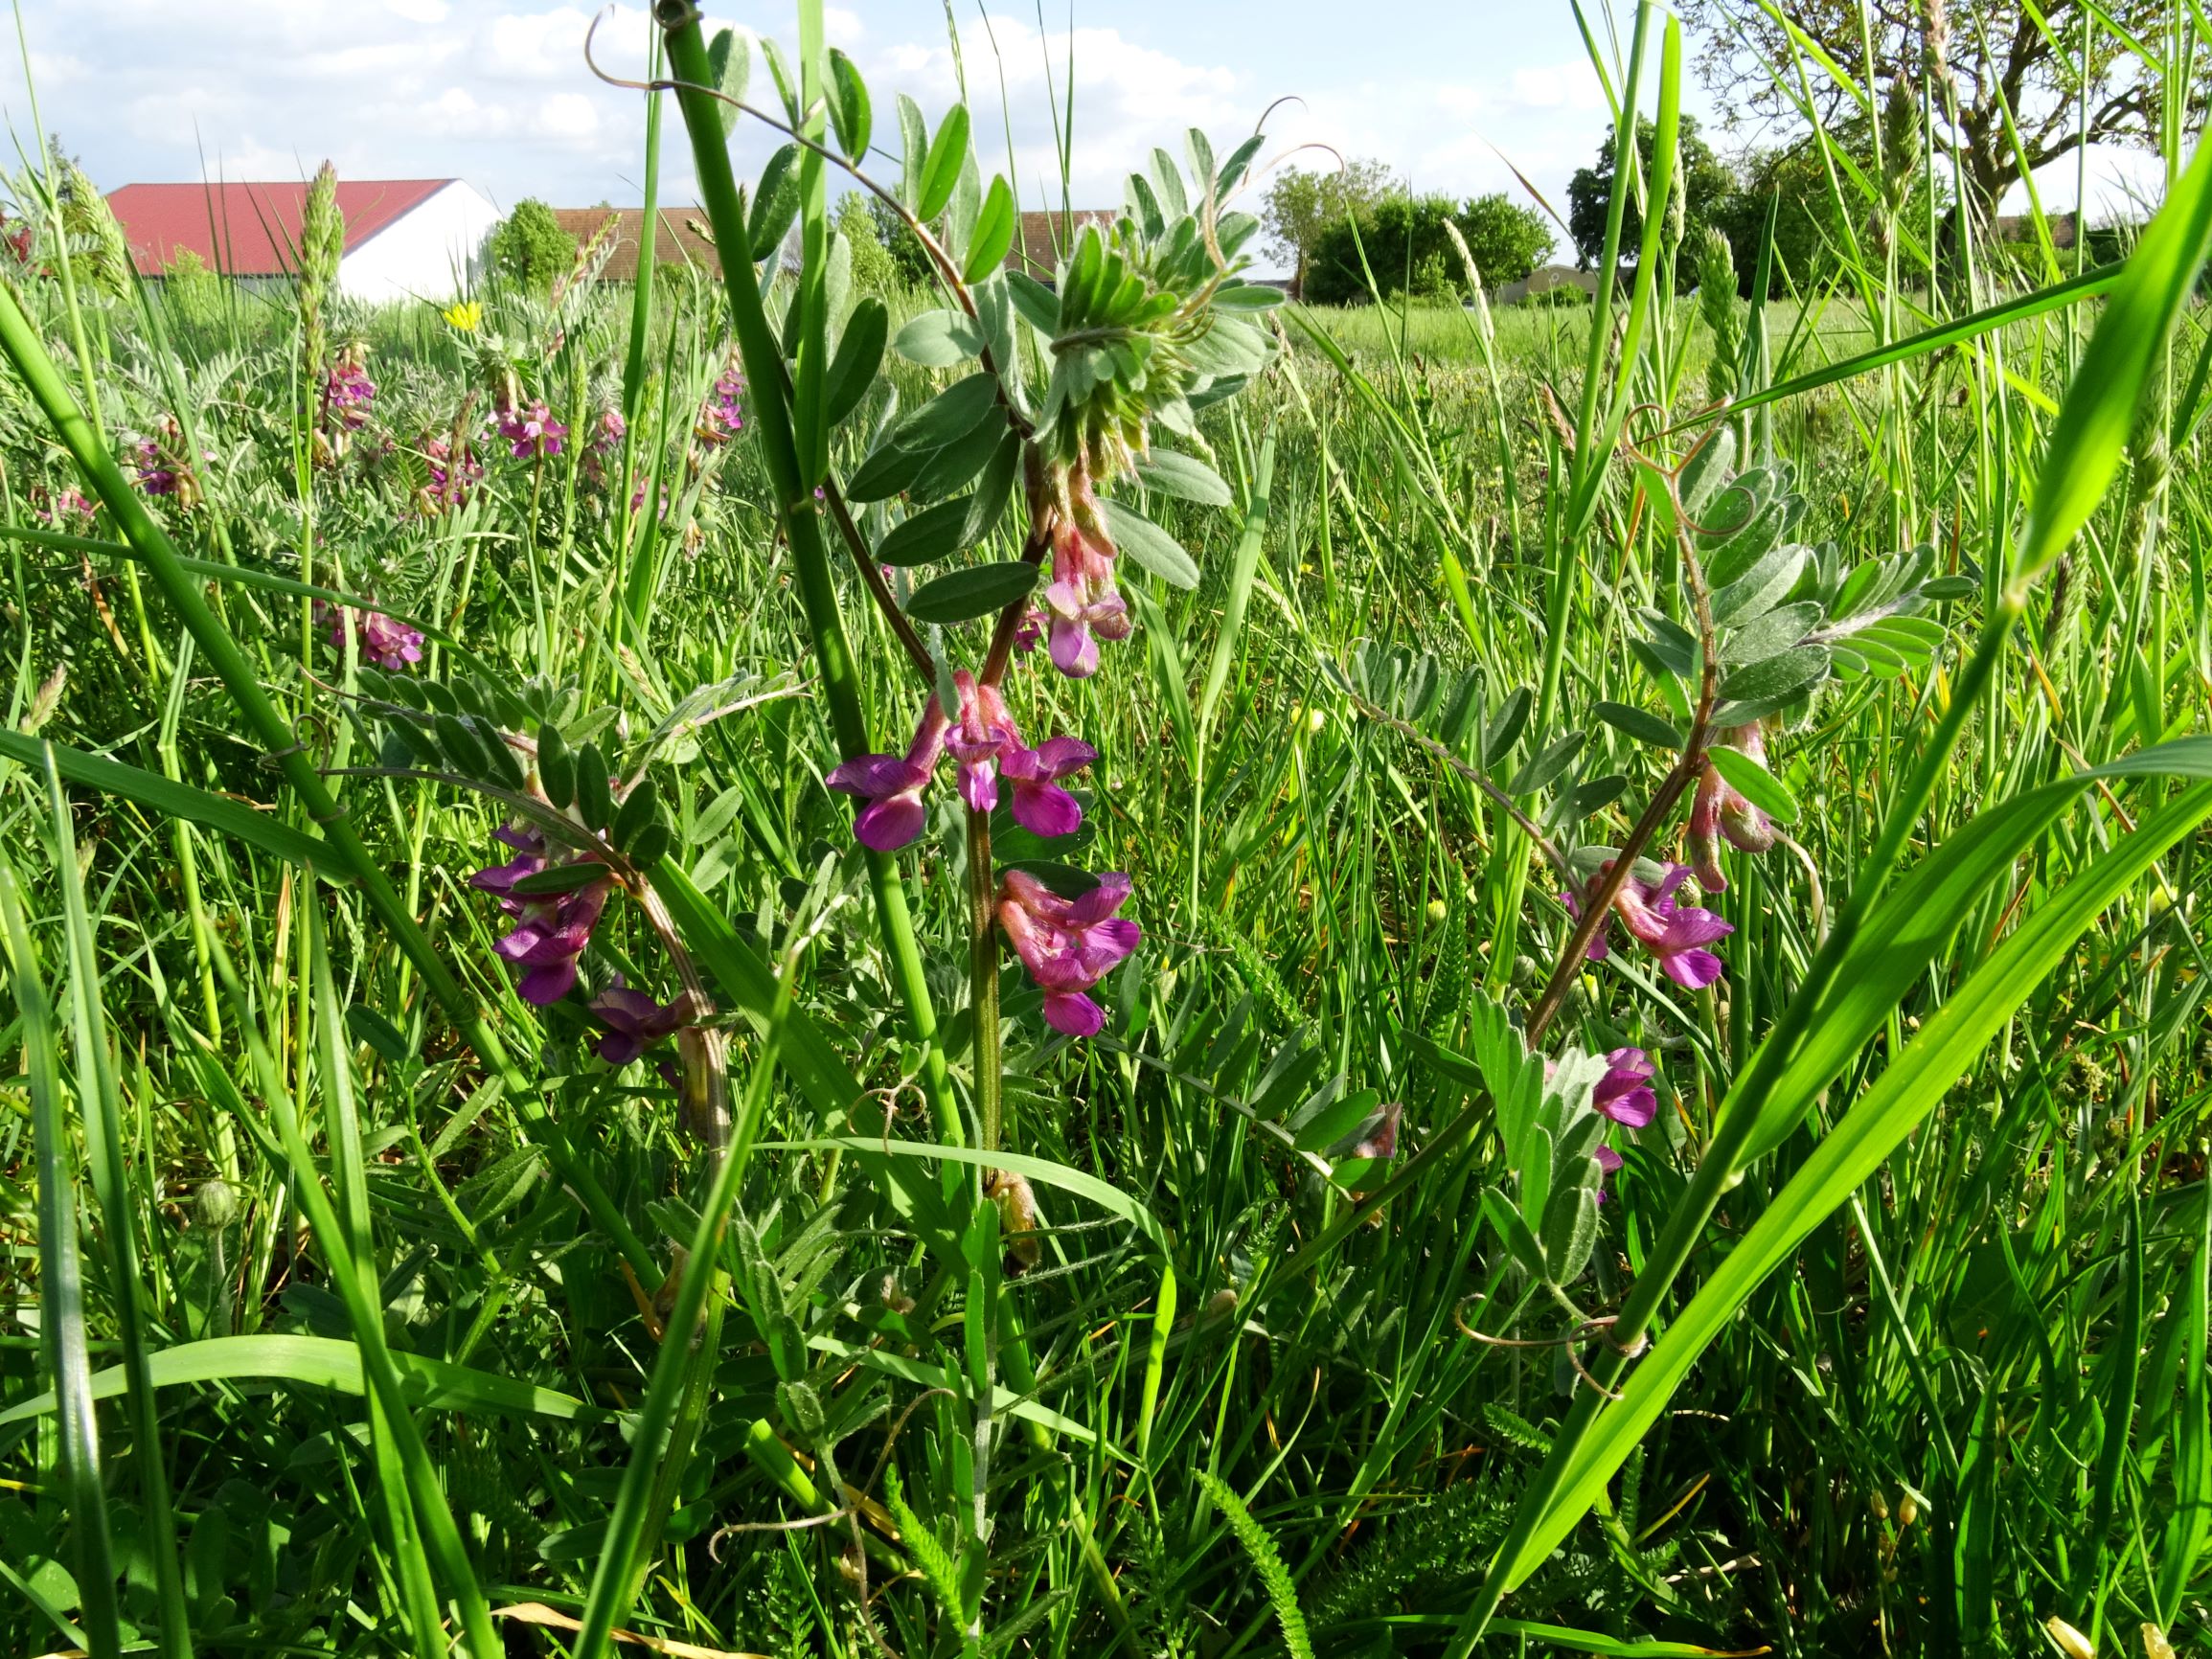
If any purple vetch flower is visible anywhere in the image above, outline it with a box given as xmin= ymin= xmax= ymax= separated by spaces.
xmin=469 ymin=823 xmax=613 ymax=1004
xmin=325 ymin=347 xmax=376 ymax=431
xmin=1564 ymin=861 xmax=1733 ymax=991
xmin=1593 ymin=1046 xmax=1657 ymax=1129
xmin=37 ymin=487 xmax=94 ymax=525
xmin=499 ymin=399 xmax=568 ymax=460
xmin=1594 ymin=1142 xmax=1624 ymax=1202
xmin=134 ymin=436 xmax=177 ymax=496
xmin=946 ymin=670 xmax=1020 ymax=812
xmin=1687 ymin=724 xmax=1780 ymax=893
xmin=996 ymin=869 xmax=1141 ymax=1037
xmin=696 ymin=363 xmax=745 ymax=444
xmin=1012 ymin=605 xmax=1046 ymax=656
xmin=1043 ymin=510 xmax=1130 ymax=679
xmin=1000 ymin=736 xmax=1095 ymax=837
xmin=318 ymin=601 xmax=424 ymax=671
xmin=422 ymin=434 xmax=484 ymax=511
xmin=826 ymin=698 xmax=949 ymax=852
xmin=590 ymin=978 xmax=698 ymax=1064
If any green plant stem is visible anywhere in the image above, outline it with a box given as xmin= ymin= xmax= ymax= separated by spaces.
xmin=969 ymin=803 xmax=1002 ymax=1152
xmin=0 ymin=278 xmax=657 ymax=1282
xmin=662 ymin=11 xmax=962 ymax=1148
xmin=1446 ymin=594 xmax=2023 ymax=1654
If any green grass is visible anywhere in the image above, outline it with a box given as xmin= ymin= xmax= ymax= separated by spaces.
xmin=2 ymin=6 xmax=2211 ymax=1658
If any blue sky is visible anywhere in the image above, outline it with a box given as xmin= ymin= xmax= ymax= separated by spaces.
xmin=5 ymin=0 xmax=2167 ymax=275
xmin=4 ymin=0 xmax=1714 ymax=273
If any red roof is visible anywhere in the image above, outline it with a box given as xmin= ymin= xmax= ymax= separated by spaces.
xmin=107 ymin=179 xmax=455 ymax=278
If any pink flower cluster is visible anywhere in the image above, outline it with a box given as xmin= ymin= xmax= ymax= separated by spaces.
xmin=1044 ymin=485 xmax=1131 ymax=678
xmin=318 ymin=602 xmax=424 ymax=671
xmin=696 ymin=364 xmax=745 ymax=445
xmin=1687 ymin=725 xmax=1779 ymax=893
xmin=499 ymin=399 xmax=567 ymax=460
xmin=37 ymin=487 xmax=94 ymax=525
xmin=1566 ymin=861 xmax=1733 ymax=991
xmin=995 ymin=870 xmax=1141 ymax=1036
xmin=826 ymin=671 xmax=1093 ymax=852
xmin=469 ymin=824 xmax=612 ymax=1005
xmin=422 ymin=434 xmax=483 ymax=511
xmin=325 ymin=350 xmax=376 ymax=432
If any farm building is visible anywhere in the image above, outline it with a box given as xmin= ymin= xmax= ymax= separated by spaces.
xmin=107 ymin=178 xmax=500 ymax=303
xmin=550 ymin=206 xmax=720 ymax=279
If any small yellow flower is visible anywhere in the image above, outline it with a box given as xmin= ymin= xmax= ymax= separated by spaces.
xmin=442 ymin=299 xmax=483 ymax=333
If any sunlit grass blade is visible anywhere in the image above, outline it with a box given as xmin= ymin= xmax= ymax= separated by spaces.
xmin=1501 ymin=780 xmax=2212 ymax=1583
xmin=38 ymin=750 xmax=194 ymax=1656
xmin=0 ymin=860 xmax=123 ymax=1659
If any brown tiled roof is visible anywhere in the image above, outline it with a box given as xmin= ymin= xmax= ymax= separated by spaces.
xmin=550 ymin=207 xmax=720 ymax=280
xmin=1007 ymin=210 xmax=1115 ymax=277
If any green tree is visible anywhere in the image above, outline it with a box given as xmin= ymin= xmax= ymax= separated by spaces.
xmin=837 ymin=193 xmax=901 ymax=295
xmin=486 ymin=198 xmax=575 ymax=294
xmin=1567 ymin=115 xmax=1734 ymax=278
xmin=1677 ymin=0 xmax=2195 ymax=219
xmin=1303 ymin=192 xmax=1554 ymax=306
xmin=867 ymin=195 xmax=937 ymax=289
xmin=1261 ymin=158 xmax=1398 ymax=299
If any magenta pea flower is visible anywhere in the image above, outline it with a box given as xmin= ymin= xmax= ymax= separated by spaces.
xmin=1012 ymin=605 xmax=1046 ymax=656
xmin=1043 ymin=511 xmax=1131 ymax=678
xmin=319 ymin=601 xmax=424 ymax=671
xmin=1001 ymin=736 xmax=1094 ymax=837
xmin=133 ymin=435 xmax=177 ymax=496
xmin=38 ymin=487 xmax=94 ymax=525
xmin=696 ymin=364 xmax=745 ymax=444
xmin=1593 ymin=1046 xmax=1657 ymax=1129
xmin=499 ymin=399 xmax=567 ymax=460
xmin=325 ymin=350 xmax=376 ymax=431
xmin=1687 ymin=725 xmax=1779 ymax=893
xmin=1566 ymin=861 xmax=1733 ymax=990
xmin=1593 ymin=1142 xmax=1624 ymax=1202
xmin=590 ymin=979 xmax=697 ymax=1064
xmin=997 ymin=869 xmax=1141 ymax=1037
xmin=946 ymin=670 xmax=1020 ymax=812
xmin=470 ymin=823 xmax=612 ymax=1004
xmin=827 ymin=698 xmax=949 ymax=852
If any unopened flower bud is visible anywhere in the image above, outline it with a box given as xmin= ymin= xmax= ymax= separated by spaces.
xmin=1869 ymin=1490 xmax=1889 ymax=1522
xmin=197 ymin=1178 xmax=239 ymax=1230
xmin=1895 ymin=1491 xmax=1918 ymax=1527
xmin=2044 ymin=1615 xmax=2094 ymax=1659
xmin=1425 ymin=898 xmax=1448 ymax=923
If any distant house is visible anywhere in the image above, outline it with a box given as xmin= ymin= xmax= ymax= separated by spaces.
xmin=107 ymin=178 xmax=499 ymax=303
xmin=550 ymin=206 xmax=720 ymax=280
xmin=1005 ymin=210 xmax=1115 ymax=280
xmin=1494 ymin=264 xmax=1602 ymax=306
xmin=1994 ymin=210 xmax=2080 ymax=248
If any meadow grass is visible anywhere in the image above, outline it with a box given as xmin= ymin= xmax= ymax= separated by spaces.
xmin=2 ymin=6 xmax=2211 ymax=1658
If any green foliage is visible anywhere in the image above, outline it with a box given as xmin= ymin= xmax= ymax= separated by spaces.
xmin=1196 ymin=1472 xmax=1312 ymax=1659
xmin=1260 ymin=157 xmax=1397 ymax=298
xmin=2 ymin=11 xmax=2211 ymax=1659
xmin=1305 ymin=191 xmax=1554 ymax=306
xmin=1567 ymin=113 xmax=1734 ymax=277
xmin=836 ymin=192 xmax=901 ymax=296
xmin=486 ymin=197 xmax=576 ymax=294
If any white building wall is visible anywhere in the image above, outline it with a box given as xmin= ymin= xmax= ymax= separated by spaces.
xmin=337 ymin=181 xmax=501 ymax=304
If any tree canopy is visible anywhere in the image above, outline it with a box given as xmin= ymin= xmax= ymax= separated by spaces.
xmin=1261 ymin=159 xmax=1399 ymax=300
xmin=1303 ymin=192 xmax=1554 ymax=306
xmin=486 ymin=199 xmax=575 ymax=295
xmin=1676 ymin=0 xmax=2195 ymax=216
xmin=1566 ymin=115 xmax=1736 ymax=277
